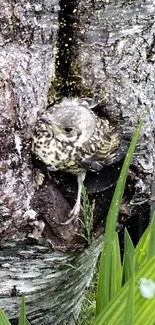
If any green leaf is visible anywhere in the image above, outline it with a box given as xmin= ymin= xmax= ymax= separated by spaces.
xmin=96 ymin=233 xmax=122 ymax=313
xmin=147 ymin=211 xmax=155 ymax=259
xmin=135 ymin=224 xmax=150 ymax=265
xmin=123 ymin=257 xmax=135 ymax=325
xmin=110 ymin=232 xmax=122 ymax=298
xmin=92 ymin=255 xmax=155 ymax=325
xmin=18 ymin=295 xmax=26 ymax=325
xmin=122 ymin=228 xmax=138 ymax=284
xmin=96 ymin=112 xmax=146 ymax=315
xmin=0 ymin=308 xmax=12 ymax=325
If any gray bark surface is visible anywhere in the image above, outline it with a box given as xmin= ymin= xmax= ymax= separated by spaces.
xmin=77 ymin=0 xmax=155 ymax=173
xmin=0 ymin=238 xmax=103 ymax=325
xmin=0 ymin=0 xmax=155 ymax=324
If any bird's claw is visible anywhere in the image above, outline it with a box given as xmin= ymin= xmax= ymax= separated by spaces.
xmin=60 ymin=203 xmax=81 ymax=225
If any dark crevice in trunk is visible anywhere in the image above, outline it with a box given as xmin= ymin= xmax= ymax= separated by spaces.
xmin=48 ymin=0 xmax=80 ymax=102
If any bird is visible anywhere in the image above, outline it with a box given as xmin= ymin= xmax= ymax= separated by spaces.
xmin=32 ymin=97 xmax=120 ymax=224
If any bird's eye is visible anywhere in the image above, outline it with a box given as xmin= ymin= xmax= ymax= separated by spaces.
xmin=64 ymin=127 xmax=73 ymax=133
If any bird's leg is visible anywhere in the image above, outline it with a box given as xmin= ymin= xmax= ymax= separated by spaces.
xmin=61 ymin=171 xmax=86 ymax=225
xmin=70 ymin=171 xmax=86 ymax=217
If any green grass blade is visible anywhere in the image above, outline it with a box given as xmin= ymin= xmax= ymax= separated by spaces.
xmin=135 ymin=224 xmax=150 ymax=264
xmin=18 ymin=295 xmax=26 ymax=325
xmin=123 ymin=257 xmax=135 ymax=325
xmin=104 ymin=112 xmax=146 ymax=241
xmin=92 ymin=255 xmax=155 ymax=325
xmin=110 ymin=232 xmax=122 ymax=298
xmin=0 ymin=308 xmax=12 ymax=325
xmin=96 ymin=240 xmax=112 ymax=314
xmin=147 ymin=211 xmax=155 ymax=258
xmin=96 ymin=112 xmax=146 ymax=315
xmin=25 ymin=318 xmax=31 ymax=325
xmin=122 ymin=228 xmax=138 ymax=284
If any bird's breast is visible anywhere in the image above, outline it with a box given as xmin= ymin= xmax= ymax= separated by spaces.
xmin=32 ymin=127 xmax=84 ymax=171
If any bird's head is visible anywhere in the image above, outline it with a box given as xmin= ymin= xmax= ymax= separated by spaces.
xmin=39 ymin=114 xmax=62 ymax=136
xmin=38 ymin=113 xmax=82 ymax=142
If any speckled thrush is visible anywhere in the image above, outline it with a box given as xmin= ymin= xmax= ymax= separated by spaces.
xmin=32 ymin=98 xmax=120 ymax=224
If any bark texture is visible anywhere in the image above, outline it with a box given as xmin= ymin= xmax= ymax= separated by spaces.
xmin=0 ymin=0 xmax=155 ymax=324
xmin=77 ymin=0 xmax=155 ymax=173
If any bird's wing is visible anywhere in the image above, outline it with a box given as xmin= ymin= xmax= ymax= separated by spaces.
xmin=81 ymin=147 xmax=126 ymax=172
xmin=81 ymin=131 xmax=124 ymax=172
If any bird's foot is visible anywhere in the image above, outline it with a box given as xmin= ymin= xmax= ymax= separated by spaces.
xmin=60 ymin=202 xmax=81 ymax=225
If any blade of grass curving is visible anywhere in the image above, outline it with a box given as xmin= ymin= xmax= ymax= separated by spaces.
xmin=92 ymin=255 xmax=155 ymax=325
xmin=18 ymin=295 xmax=26 ymax=325
xmin=122 ymin=228 xmax=138 ymax=284
xmin=135 ymin=223 xmax=150 ymax=264
xmin=25 ymin=318 xmax=31 ymax=325
xmin=110 ymin=232 xmax=122 ymax=298
xmin=96 ymin=112 xmax=146 ymax=315
xmin=123 ymin=257 xmax=135 ymax=325
xmin=0 ymin=308 xmax=12 ymax=325
xmin=147 ymin=211 xmax=155 ymax=258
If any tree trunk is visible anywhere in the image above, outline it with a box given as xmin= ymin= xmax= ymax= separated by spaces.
xmin=0 ymin=0 xmax=155 ymax=324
